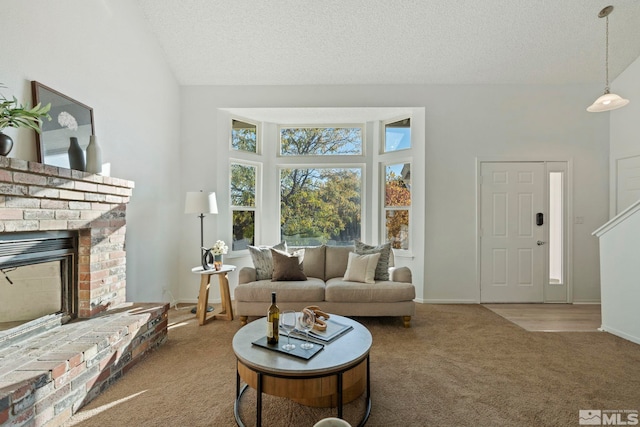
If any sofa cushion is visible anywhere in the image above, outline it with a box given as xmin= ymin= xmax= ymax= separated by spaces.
xmin=248 ymin=241 xmax=287 ymax=280
xmin=271 ymin=248 xmax=307 ymax=281
xmin=343 ymin=252 xmax=380 ymax=284
xmin=325 ymin=277 xmax=415 ymax=303
xmin=355 ymin=241 xmax=392 ymax=281
xmin=297 ymin=245 xmax=326 ymax=280
xmin=235 ymin=278 xmax=326 ymax=302
xmin=325 ymin=246 xmax=355 ymax=280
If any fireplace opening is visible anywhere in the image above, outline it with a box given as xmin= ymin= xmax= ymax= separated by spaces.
xmin=0 ymin=231 xmax=78 ymax=342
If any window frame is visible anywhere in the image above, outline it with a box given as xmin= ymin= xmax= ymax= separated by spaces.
xmin=381 ymin=116 xmax=412 ymax=154
xmin=229 ymin=158 xmax=261 ymax=254
xmin=230 ymin=116 xmax=261 ymax=154
xmin=277 ymin=163 xmax=365 ymax=246
xmin=381 ymin=159 xmax=412 ymax=252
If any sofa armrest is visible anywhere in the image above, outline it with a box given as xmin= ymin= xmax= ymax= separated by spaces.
xmin=389 ymin=266 xmax=412 ymax=283
xmin=238 ymin=266 xmax=257 ymax=284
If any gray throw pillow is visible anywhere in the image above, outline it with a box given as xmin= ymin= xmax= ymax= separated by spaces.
xmin=354 ymin=241 xmax=392 ymax=281
xmin=248 ymin=241 xmax=287 ymax=280
xmin=271 ymin=248 xmax=307 ymax=281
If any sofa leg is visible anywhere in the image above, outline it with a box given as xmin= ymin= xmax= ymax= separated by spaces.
xmin=402 ymin=316 xmax=411 ymax=328
xmin=240 ymin=316 xmax=248 ymax=327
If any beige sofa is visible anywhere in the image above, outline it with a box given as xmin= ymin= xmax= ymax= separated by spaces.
xmin=235 ymin=245 xmax=415 ymax=327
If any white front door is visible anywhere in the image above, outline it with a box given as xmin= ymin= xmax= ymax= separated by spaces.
xmin=480 ymin=162 xmax=545 ymax=302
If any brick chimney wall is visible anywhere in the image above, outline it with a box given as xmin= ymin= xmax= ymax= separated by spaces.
xmin=0 ymin=156 xmax=134 ymax=318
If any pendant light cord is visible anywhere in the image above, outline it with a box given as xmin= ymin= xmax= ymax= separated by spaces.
xmin=604 ymin=15 xmax=610 ymax=94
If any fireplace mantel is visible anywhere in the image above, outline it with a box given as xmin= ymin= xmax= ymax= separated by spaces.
xmin=0 ymin=156 xmax=135 ymax=318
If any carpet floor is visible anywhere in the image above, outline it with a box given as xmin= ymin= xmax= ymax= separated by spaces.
xmin=62 ymin=303 xmax=640 ymax=427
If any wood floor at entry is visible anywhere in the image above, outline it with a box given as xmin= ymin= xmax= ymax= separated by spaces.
xmin=483 ymin=304 xmax=601 ymax=332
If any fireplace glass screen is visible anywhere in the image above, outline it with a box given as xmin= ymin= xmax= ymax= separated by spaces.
xmin=0 ymin=231 xmax=77 ymax=335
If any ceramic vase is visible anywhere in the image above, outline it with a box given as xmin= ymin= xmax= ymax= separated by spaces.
xmin=85 ymin=135 xmax=102 ymax=174
xmin=68 ymin=137 xmax=85 ymax=171
xmin=0 ymin=132 xmax=13 ymax=156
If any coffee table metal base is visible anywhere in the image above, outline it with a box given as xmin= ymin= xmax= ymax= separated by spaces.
xmin=234 ymin=355 xmax=371 ymax=427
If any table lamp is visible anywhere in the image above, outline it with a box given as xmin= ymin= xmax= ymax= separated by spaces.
xmin=184 ymin=190 xmax=218 ymax=249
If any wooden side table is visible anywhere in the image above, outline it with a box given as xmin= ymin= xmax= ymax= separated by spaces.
xmin=191 ymin=265 xmax=236 ymax=326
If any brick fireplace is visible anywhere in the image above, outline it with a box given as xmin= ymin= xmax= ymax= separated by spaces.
xmin=0 ymin=156 xmax=132 ymax=320
xmin=0 ymin=156 xmax=169 ymax=426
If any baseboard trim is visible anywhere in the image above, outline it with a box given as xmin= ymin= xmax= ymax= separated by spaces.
xmin=423 ymin=299 xmax=479 ymax=304
xmin=600 ymin=324 xmax=640 ymax=345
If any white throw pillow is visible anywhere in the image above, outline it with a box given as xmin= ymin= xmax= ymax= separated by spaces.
xmin=343 ymin=252 xmax=381 ymax=284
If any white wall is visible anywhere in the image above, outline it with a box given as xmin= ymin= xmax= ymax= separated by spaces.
xmin=610 ymin=54 xmax=640 ymax=217
xmin=179 ymin=84 xmax=610 ymax=304
xmin=1 ymin=1 xmax=181 ymax=303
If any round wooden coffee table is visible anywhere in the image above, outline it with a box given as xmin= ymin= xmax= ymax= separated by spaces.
xmin=232 ymin=314 xmax=372 ymax=427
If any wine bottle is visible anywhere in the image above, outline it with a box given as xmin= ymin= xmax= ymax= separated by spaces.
xmin=267 ymin=292 xmax=279 ymax=344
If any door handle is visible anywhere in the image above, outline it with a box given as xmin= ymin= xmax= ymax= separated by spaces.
xmin=537 ymin=240 xmax=546 ymax=246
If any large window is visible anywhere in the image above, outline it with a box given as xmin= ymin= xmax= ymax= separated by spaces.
xmin=277 ymin=126 xmax=364 ymax=246
xmin=384 ymin=163 xmax=411 ymax=249
xmin=230 ymin=162 xmax=256 ymax=250
xmin=280 ymin=167 xmax=361 ymax=246
xmin=227 ymin=113 xmax=414 ymax=253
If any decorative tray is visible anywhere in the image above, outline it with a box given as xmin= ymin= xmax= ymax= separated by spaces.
xmin=252 ymin=336 xmax=324 ymax=360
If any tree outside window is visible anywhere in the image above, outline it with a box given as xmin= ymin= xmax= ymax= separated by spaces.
xmin=231 ymin=162 xmax=256 ymax=250
xmin=280 ymin=167 xmax=361 ymax=246
xmin=385 ymin=163 xmax=411 ymax=249
xmin=232 ymin=119 xmax=257 ymax=153
xmin=280 ymin=127 xmax=362 ymax=156
xmin=278 ymin=126 xmax=363 ymax=246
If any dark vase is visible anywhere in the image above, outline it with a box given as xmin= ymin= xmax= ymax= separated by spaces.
xmin=68 ymin=137 xmax=85 ymax=171
xmin=201 ymin=248 xmax=213 ymax=270
xmin=0 ymin=132 xmax=13 ymax=156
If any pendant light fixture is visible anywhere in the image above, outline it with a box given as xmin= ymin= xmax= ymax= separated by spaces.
xmin=587 ymin=5 xmax=629 ymax=112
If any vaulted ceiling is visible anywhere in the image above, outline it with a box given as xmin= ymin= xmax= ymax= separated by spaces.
xmin=136 ymin=0 xmax=640 ymax=87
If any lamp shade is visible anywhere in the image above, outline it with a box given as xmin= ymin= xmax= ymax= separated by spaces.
xmin=587 ymin=92 xmax=630 ymax=112
xmin=184 ymin=191 xmax=218 ymax=214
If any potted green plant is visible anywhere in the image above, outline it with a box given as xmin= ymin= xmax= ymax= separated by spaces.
xmin=0 ymin=83 xmax=51 ymax=156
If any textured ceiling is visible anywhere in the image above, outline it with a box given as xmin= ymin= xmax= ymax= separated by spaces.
xmin=135 ymin=0 xmax=640 ymax=86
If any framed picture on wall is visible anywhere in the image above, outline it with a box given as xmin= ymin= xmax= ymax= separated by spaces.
xmin=31 ymin=81 xmax=95 ymax=169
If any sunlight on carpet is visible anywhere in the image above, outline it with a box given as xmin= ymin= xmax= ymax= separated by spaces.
xmin=63 ymin=391 xmax=148 ymax=425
